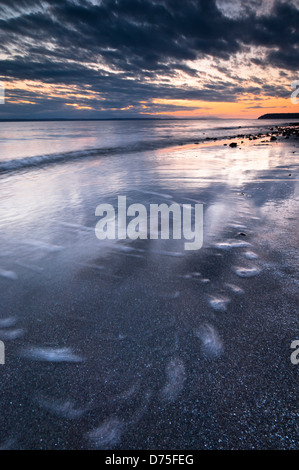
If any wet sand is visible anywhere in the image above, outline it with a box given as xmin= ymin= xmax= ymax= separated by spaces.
xmin=0 ymin=125 xmax=298 ymax=449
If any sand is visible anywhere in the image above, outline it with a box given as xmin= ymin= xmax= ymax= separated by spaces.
xmin=0 ymin=124 xmax=298 ymax=449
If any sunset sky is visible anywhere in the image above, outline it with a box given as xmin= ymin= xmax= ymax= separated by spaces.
xmin=0 ymin=0 xmax=298 ymax=119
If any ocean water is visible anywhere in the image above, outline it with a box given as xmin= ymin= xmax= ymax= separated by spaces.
xmin=0 ymin=118 xmax=294 ymax=171
xmin=0 ymin=119 xmax=298 ymax=449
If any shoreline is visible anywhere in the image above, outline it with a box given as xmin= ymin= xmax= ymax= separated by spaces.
xmin=0 ymin=120 xmax=298 ymax=450
xmin=0 ymin=122 xmax=299 ymax=175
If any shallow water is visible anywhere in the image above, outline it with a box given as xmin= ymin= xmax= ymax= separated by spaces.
xmin=0 ymin=118 xmax=283 ymax=162
xmin=0 ymin=120 xmax=298 ymax=449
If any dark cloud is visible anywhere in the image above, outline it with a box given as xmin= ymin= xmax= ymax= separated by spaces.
xmin=0 ymin=0 xmax=298 ymax=117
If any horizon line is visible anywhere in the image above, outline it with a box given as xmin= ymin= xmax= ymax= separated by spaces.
xmin=0 ymin=116 xmax=261 ymax=122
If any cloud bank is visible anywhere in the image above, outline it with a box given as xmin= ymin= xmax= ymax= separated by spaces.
xmin=0 ymin=0 xmax=298 ymax=118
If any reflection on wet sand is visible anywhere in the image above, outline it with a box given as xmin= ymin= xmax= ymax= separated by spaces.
xmin=0 ymin=134 xmax=298 ymax=449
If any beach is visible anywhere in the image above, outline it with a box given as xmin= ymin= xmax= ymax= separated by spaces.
xmin=0 ymin=119 xmax=298 ymax=450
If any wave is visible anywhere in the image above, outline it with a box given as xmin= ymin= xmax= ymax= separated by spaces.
xmin=0 ymin=125 xmax=270 ymax=174
xmin=0 ymin=146 xmax=116 ymax=173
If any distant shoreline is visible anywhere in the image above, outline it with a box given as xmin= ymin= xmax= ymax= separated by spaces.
xmin=0 ymin=115 xmax=298 ymax=122
xmin=258 ymin=113 xmax=299 ymax=120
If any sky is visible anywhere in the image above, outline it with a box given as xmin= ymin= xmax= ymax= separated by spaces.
xmin=0 ymin=0 xmax=298 ymax=119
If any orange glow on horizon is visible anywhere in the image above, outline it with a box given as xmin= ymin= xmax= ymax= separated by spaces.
xmin=3 ymin=79 xmax=299 ymax=119
xmin=146 ymin=97 xmax=299 ymax=119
